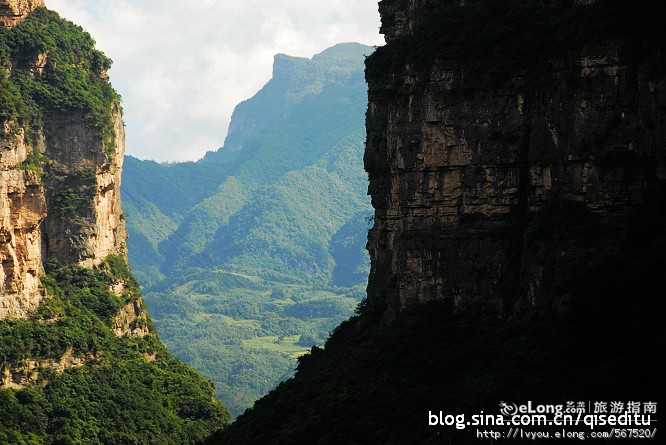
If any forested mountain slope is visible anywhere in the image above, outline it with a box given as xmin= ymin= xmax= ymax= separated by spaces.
xmin=123 ymin=43 xmax=374 ymax=416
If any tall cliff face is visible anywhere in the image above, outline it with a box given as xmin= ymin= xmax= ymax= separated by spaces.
xmin=1 ymin=103 xmax=127 ymax=318
xmin=0 ymin=120 xmax=45 ymax=317
xmin=0 ymin=5 xmax=126 ymax=319
xmin=41 ymin=105 xmax=127 ymax=268
xmin=1 ymin=6 xmax=228 ymax=442
xmin=365 ymin=0 xmax=666 ymax=318
xmin=218 ymin=2 xmax=664 ymax=444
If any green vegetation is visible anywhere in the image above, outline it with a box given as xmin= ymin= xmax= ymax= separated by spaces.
xmin=0 ymin=257 xmax=229 ymax=444
xmin=241 ymin=336 xmax=308 ymax=359
xmin=21 ymin=147 xmax=48 ymax=178
xmin=48 ymin=169 xmax=97 ymax=218
xmin=143 ymin=271 xmax=366 ymax=416
xmin=123 ymin=43 xmax=374 ymax=416
xmin=0 ymin=7 xmax=119 ymax=152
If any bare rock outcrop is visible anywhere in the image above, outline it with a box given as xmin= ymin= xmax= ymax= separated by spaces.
xmin=0 ymin=122 xmax=46 ymax=318
xmin=0 ymin=347 xmax=97 ymax=390
xmin=0 ymin=0 xmax=43 ymax=28
xmin=112 ymin=299 xmax=151 ymax=338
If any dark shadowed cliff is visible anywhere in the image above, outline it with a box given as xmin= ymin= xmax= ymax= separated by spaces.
xmin=216 ymin=1 xmax=665 ymax=444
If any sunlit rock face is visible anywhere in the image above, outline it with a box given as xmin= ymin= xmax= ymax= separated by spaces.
xmin=0 ymin=0 xmax=43 ymax=28
xmin=366 ymin=0 xmax=666 ymax=319
xmin=1 ymin=1 xmax=46 ymax=318
xmin=1 ymin=109 xmax=127 ymax=319
xmin=1 ymin=1 xmax=127 ymax=319
xmin=0 ymin=122 xmax=47 ymax=318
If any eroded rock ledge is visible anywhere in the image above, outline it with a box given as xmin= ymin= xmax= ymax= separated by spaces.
xmin=0 ymin=0 xmax=43 ymax=27
xmin=0 ymin=347 xmax=97 ymax=390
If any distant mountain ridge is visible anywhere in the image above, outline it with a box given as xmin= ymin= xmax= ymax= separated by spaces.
xmin=122 ymin=42 xmax=374 ymax=416
xmin=124 ymin=42 xmax=373 ymax=285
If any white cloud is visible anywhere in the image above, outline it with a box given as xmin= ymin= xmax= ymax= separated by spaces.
xmin=46 ymin=0 xmax=384 ymax=162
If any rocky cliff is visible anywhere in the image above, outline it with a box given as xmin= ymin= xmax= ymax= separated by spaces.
xmin=0 ymin=2 xmax=126 ymax=319
xmin=218 ymin=2 xmax=664 ymax=444
xmin=41 ymin=105 xmax=127 ymax=267
xmin=1 ymin=6 xmax=228 ymax=442
xmin=0 ymin=101 xmax=127 ymax=319
xmin=365 ymin=0 xmax=666 ymax=319
xmin=0 ymin=0 xmax=48 ymax=318
xmin=0 ymin=120 xmax=45 ymax=317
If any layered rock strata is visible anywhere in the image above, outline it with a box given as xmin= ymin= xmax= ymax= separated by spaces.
xmin=365 ymin=0 xmax=666 ymax=318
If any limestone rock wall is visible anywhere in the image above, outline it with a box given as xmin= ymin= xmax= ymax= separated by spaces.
xmin=1 ymin=108 xmax=127 ymax=319
xmin=42 ymin=106 xmax=128 ymax=268
xmin=365 ymin=1 xmax=666 ymax=318
xmin=0 ymin=122 xmax=46 ymax=318
xmin=1 ymin=3 xmax=128 ymax=319
xmin=0 ymin=106 xmax=127 ymax=318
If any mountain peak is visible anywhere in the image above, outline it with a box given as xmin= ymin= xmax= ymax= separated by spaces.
xmin=271 ymin=42 xmax=374 ymax=82
xmin=271 ymin=53 xmax=310 ymax=81
xmin=208 ymin=41 xmax=373 ymax=161
xmin=312 ymin=42 xmax=375 ymax=65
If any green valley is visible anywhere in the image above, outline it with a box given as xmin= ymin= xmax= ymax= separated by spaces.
xmin=122 ymin=43 xmax=374 ymax=416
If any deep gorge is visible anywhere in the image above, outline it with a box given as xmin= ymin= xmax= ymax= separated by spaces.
xmin=219 ymin=0 xmax=665 ymax=443
xmin=1 ymin=1 xmax=664 ymax=444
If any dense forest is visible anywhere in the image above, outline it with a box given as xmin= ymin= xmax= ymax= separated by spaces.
xmin=1 ymin=258 xmax=229 ymax=444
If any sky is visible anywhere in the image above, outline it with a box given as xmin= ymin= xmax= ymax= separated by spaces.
xmin=47 ymin=0 xmax=384 ymax=162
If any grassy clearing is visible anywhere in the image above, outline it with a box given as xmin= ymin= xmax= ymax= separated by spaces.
xmin=241 ymin=335 xmax=310 ymax=359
